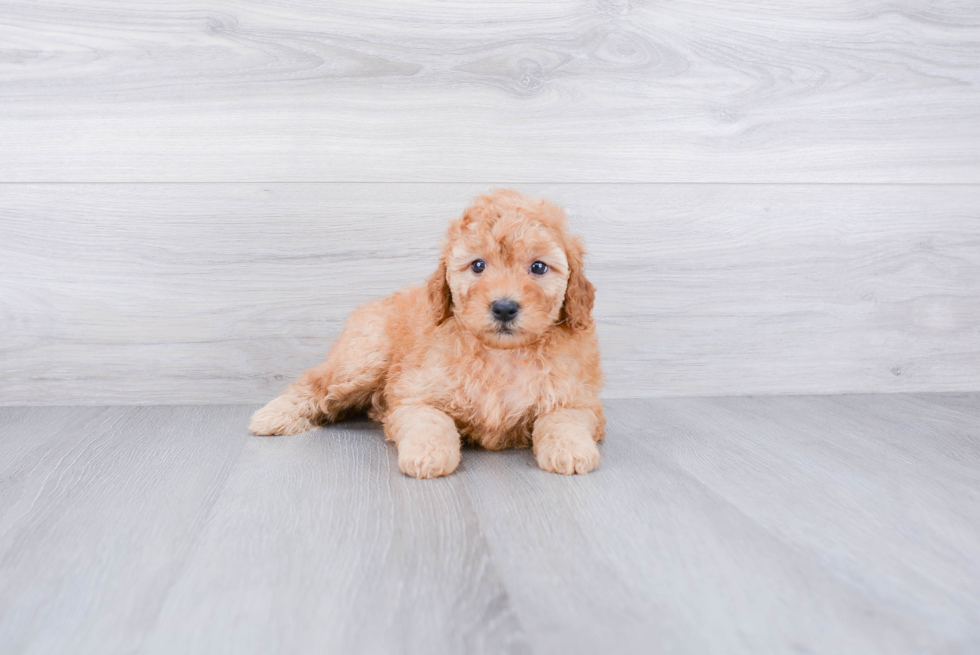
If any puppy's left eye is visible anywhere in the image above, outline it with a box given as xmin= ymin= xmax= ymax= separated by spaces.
xmin=530 ymin=261 xmax=548 ymax=275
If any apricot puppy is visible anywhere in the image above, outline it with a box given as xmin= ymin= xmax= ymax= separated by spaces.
xmin=250 ymin=189 xmax=604 ymax=478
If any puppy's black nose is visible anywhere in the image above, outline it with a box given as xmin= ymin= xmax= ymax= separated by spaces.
xmin=491 ymin=299 xmax=520 ymax=323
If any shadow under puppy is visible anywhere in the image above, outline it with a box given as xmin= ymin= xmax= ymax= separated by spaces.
xmin=250 ymin=189 xmax=604 ymax=478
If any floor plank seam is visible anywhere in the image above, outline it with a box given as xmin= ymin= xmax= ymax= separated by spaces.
xmin=132 ymin=427 xmax=251 ymax=650
xmin=449 ymin=474 xmax=538 ymax=654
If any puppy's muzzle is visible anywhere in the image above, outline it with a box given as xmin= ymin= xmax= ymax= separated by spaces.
xmin=491 ymin=299 xmax=520 ymax=324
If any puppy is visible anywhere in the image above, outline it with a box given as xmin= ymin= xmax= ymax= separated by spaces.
xmin=250 ymin=189 xmax=604 ymax=478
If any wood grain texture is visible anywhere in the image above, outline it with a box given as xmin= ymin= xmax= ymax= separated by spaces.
xmin=1 ymin=1 xmax=978 ymax=182
xmin=1 ymin=396 xmax=978 ymax=653
xmin=912 ymin=392 xmax=980 ymax=425
xmin=141 ymin=418 xmax=528 ymax=655
xmin=2 ymin=183 xmax=978 ymax=404
xmin=0 ymin=405 xmax=249 ymax=655
xmin=640 ymin=396 xmax=980 ymax=635
xmin=460 ymin=396 xmax=980 ymax=653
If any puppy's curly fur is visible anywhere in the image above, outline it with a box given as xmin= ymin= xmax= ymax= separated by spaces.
xmin=250 ymin=189 xmax=604 ymax=478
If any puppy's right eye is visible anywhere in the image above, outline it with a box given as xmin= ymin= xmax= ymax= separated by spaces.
xmin=470 ymin=259 xmax=486 ymax=274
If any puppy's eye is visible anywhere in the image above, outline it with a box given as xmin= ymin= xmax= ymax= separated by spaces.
xmin=470 ymin=259 xmax=486 ymax=274
xmin=529 ymin=261 xmax=548 ymax=275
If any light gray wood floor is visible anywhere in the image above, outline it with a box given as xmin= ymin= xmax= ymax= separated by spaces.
xmin=1 ymin=394 xmax=977 ymax=654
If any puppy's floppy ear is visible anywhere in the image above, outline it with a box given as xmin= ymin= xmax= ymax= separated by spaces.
xmin=426 ymin=259 xmax=453 ymax=324
xmin=560 ymin=236 xmax=595 ymax=331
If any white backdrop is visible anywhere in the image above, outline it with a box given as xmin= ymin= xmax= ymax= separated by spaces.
xmin=2 ymin=1 xmax=979 ymax=404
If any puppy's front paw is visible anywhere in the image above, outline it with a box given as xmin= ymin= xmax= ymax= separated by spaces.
xmin=535 ymin=437 xmax=600 ymax=475
xmin=249 ymin=396 xmax=316 ymax=436
xmin=397 ymin=437 xmax=461 ymax=479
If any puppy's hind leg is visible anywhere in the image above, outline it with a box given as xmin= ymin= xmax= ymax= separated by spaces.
xmin=250 ymin=300 xmax=392 ymax=436
xmin=248 ymin=384 xmax=323 ymax=436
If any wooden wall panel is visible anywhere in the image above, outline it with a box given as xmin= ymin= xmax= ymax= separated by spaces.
xmin=3 ymin=0 xmax=978 ymax=403
xmin=2 ymin=184 xmax=977 ymax=404
xmin=1 ymin=1 xmax=978 ymax=182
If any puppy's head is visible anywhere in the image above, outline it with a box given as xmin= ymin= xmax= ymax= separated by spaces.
xmin=426 ymin=189 xmax=594 ymax=349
